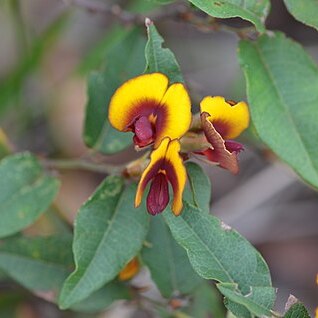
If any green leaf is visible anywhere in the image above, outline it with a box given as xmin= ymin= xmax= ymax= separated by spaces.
xmin=0 ymin=235 xmax=73 ymax=293
xmin=83 ymin=28 xmax=146 ymax=154
xmin=184 ymin=162 xmax=211 ymax=212
xmin=77 ymin=26 xmax=127 ymax=75
xmin=0 ymin=14 xmax=68 ymax=113
xmin=225 ymin=300 xmax=252 ymax=318
xmin=284 ymin=302 xmax=310 ymax=318
xmin=163 ymin=202 xmax=275 ymax=317
xmin=238 ymin=32 xmax=318 ymax=189
xmin=283 ymin=0 xmax=318 ymax=31
xmin=217 ymin=283 xmax=275 ymax=317
xmin=71 ymin=281 xmax=131 ymax=313
xmin=187 ymin=281 xmax=225 ymax=318
xmin=187 ymin=0 xmax=270 ymax=33
xmin=145 ymin=22 xmax=183 ymax=83
xmin=84 ymin=72 xmax=133 ymax=154
xmin=142 ymin=216 xmax=202 ymax=298
xmin=0 ymin=153 xmax=60 ymax=238
xmin=59 ymin=176 xmax=149 ymax=309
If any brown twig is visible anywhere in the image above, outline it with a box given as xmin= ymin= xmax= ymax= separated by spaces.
xmin=63 ymin=0 xmax=188 ymax=25
xmin=63 ymin=0 xmax=257 ymax=39
xmin=64 ymin=0 xmax=141 ymax=24
xmin=42 ymin=157 xmax=124 ymax=174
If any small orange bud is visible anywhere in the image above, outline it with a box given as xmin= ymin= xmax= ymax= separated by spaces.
xmin=118 ymin=258 xmax=140 ymax=281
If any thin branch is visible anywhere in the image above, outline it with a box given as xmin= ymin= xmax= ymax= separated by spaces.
xmin=63 ymin=0 xmax=188 ymax=25
xmin=64 ymin=0 xmax=141 ymax=24
xmin=63 ymin=0 xmax=257 ymax=39
xmin=42 ymin=158 xmax=125 ymax=175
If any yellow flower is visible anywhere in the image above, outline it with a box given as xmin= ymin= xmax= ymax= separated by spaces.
xmin=135 ymin=137 xmax=187 ymax=216
xmin=108 ymin=73 xmax=191 ymax=148
xmin=198 ymin=96 xmax=249 ymax=174
xmin=118 ymin=257 xmax=140 ymax=281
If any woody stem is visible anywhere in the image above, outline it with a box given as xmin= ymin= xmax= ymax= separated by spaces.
xmin=42 ymin=158 xmax=125 ymax=175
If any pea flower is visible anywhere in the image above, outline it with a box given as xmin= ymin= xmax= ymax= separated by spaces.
xmin=108 ymin=73 xmax=191 ymax=148
xmin=198 ymin=96 xmax=249 ymax=174
xmin=118 ymin=257 xmax=140 ymax=281
xmin=135 ymin=137 xmax=187 ymax=216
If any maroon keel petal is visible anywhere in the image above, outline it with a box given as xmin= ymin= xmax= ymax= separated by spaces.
xmin=146 ymin=172 xmax=170 ymax=215
xmin=224 ymin=140 xmax=244 ymax=153
xmin=133 ymin=116 xmax=155 ymax=147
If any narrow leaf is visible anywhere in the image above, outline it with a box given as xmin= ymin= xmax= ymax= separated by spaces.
xmin=142 ymin=216 xmax=201 ymax=298
xmin=163 ymin=202 xmax=275 ymax=317
xmin=84 ymin=28 xmax=146 ymax=154
xmin=77 ymin=25 xmax=128 ymax=75
xmin=59 ymin=176 xmax=149 ymax=309
xmin=283 ymin=0 xmax=318 ymax=31
xmin=0 ymin=153 xmax=60 ymax=238
xmin=145 ymin=22 xmax=183 ymax=83
xmin=187 ymin=0 xmax=270 ymax=33
xmin=0 ymin=14 xmax=68 ymax=113
xmin=239 ymin=32 xmax=318 ymax=189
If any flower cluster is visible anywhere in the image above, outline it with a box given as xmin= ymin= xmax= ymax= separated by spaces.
xmin=108 ymin=73 xmax=249 ymax=216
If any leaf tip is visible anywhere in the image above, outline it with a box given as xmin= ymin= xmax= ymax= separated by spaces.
xmin=285 ymin=294 xmax=299 ymax=312
xmin=145 ymin=17 xmax=153 ymax=28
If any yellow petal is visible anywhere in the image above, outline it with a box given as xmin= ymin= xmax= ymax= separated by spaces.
xmin=164 ymin=139 xmax=187 ymax=215
xmin=155 ymin=83 xmax=192 ymax=147
xmin=200 ymin=96 xmax=249 ymax=139
xmin=135 ymin=137 xmax=169 ymax=208
xmin=135 ymin=138 xmax=187 ymax=216
xmin=118 ymin=257 xmax=140 ymax=281
xmin=108 ymin=73 xmax=169 ymax=131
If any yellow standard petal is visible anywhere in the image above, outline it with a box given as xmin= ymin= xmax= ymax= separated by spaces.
xmin=164 ymin=139 xmax=187 ymax=215
xmin=108 ymin=73 xmax=169 ymax=132
xmin=154 ymin=83 xmax=192 ymax=147
xmin=200 ymin=96 xmax=249 ymax=139
xmin=135 ymin=137 xmax=187 ymax=216
xmin=135 ymin=138 xmax=170 ymax=208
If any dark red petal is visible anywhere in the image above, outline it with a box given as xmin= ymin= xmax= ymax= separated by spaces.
xmin=211 ymin=120 xmax=230 ymax=139
xmin=146 ymin=172 xmax=169 ymax=215
xmin=225 ymin=140 xmax=244 ymax=153
xmin=133 ymin=116 xmax=155 ymax=147
xmin=200 ymin=148 xmax=218 ymax=162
